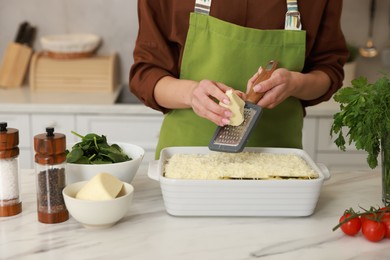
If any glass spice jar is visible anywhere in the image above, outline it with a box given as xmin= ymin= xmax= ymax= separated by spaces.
xmin=0 ymin=122 xmax=22 ymax=217
xmin=34 ymin=127 xmax=68 ymax=224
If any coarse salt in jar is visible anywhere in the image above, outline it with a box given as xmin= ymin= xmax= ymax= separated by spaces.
xmin=34 ymin=127 xmax=68 ymax=224
xmin=0 ymin=122 xmax=22 ymax=217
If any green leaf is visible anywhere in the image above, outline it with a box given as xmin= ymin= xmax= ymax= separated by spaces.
xmin=75 ymin=156 xmax=91 ymax=164
xmin=66 ymin=147 xmax=84 ymax=163
xmin=330 ymin=74 xmax=390 ymax=169
xmin=66 ymin=131 xmax=132 ymax=164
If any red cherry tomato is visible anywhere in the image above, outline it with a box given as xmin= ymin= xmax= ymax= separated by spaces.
xmin=339 ymin=213 xmax=362 ymax=236
xmin=381 ymin=218 xmax=390 ymax=239
xmin=360 ymin=212 xmax=376 ymax=224
xmin=362 ymin=219 xmax=386 ymax=242
xmin=379 ymin=207 xmax=390 ymax=218
xmin=379 ymin=207 xmax=390 ymax=238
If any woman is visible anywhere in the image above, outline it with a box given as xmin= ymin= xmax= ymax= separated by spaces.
xmin=130 ymin=0 xmax=349 ymax=158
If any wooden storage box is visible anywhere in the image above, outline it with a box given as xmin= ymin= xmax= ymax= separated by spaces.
xmin=29 ymin=53 xmax=118 ymax=93
xmin=0 ymin=43 xmax=33 ymax=88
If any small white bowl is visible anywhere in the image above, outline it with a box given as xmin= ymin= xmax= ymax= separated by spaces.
xmin=63 ymin=181 xmax=134 ymax=229
xmin=66 ymin=142 xmax=144 ymax=184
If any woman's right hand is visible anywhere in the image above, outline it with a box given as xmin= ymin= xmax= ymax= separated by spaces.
xmin=154 ymin=76 xmax=245 ymax=126
xmin=190 ymin=79 xmax=235 ymax=126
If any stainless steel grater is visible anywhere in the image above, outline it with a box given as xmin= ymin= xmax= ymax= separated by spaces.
xmin=209 ymin=60 xmax=278 ymax=153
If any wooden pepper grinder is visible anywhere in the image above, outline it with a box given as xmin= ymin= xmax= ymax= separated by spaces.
xmin=34 ymin=127 xmax=68 ymax=223
xmin=0 ymin=122 xmax=22 ymax=217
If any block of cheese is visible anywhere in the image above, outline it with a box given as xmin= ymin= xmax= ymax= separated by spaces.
xmin=76 ymin=173 xmax=124 ymax=201
xmin=219 ymin=89 xmax=245 ymax=126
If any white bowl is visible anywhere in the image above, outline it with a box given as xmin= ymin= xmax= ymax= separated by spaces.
xmin=40 ymin=33 xmax=101 ymax=54
xmin=63 ymin=181 xmax=134 ymax=229
xmin=66 ymin=142 xmax=144 ymax=184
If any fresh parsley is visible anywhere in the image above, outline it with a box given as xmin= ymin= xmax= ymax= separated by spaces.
xmin=330 ymin=74 xmax=390 ymax=169
xmin=66 ymin=131 xmax=131 ymax=164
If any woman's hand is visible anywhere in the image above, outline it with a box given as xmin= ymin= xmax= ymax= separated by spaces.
xmin=154 ymin=75 xmax=252 ymax=126
xmin=247 ymin=66 xmax=332 ymax=109
xmin=247 ymin=67 xmax=298 ymax=109
xmin=191 ymin=80 xmax=238 ymax=126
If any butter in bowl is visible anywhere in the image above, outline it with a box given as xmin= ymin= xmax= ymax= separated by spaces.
xmin=63 ymin=173 xmax=134 ymax=229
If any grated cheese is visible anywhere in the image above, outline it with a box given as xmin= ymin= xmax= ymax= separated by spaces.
xmin=164 ymin=152 xmax=318 ymax=180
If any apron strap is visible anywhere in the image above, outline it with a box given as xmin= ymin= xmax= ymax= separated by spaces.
xmin=195 ymin=0 xmax=212 ymax=15
xmin=285 ymin=0 xmax=302 ymax=30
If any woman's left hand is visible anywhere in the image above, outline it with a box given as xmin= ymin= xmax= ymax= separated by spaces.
xmin=247 ymin=67 xmax=298 ymax=109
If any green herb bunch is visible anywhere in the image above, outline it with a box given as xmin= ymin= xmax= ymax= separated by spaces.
xmin=66 ymin=131 xmax=131 ymax=164
xmin=330 ymin=75 xmax=390 ymax=168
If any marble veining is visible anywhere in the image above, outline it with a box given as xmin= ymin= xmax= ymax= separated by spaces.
xmin=1 ymin=169 xmax=390 ymax=260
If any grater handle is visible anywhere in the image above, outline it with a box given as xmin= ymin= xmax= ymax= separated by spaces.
xmin=246 ymin=60 xmax=278 ymax=104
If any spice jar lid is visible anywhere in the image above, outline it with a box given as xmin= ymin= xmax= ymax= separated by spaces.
xmin=34 ymin=127 xmax=66 ymax=164
xmin=0 ymin=122 xmax=19 ymax=158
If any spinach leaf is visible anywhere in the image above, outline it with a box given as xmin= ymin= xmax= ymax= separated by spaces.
xmin=66 ymin=131 xmax=132 ymax=164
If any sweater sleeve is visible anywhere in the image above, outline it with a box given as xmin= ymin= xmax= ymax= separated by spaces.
xmin=300 ymin=0 xmax=349 ymax=107
xmin=129 ymin=0 xmax=182 ymax=113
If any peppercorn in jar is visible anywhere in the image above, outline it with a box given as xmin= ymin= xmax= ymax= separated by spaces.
xmin=34 ymin=127 xmax=68 ymax=224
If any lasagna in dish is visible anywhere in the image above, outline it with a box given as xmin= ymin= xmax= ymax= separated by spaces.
xmin=164 ymin=152 xmax=318 ymax=180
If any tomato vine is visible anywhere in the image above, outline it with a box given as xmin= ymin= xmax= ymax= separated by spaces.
xmin=333 ymin=206 xmax=390 ymax=242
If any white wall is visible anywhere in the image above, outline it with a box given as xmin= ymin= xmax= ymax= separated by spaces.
xmin=0 ymin=0 xmax=138 ymax=85
xmin=341 ymin=0 xmax=390 ymax=83
xmin=0 ymin=0 xmax=389 ymax=86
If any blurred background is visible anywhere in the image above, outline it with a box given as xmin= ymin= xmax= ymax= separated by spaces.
xmin=0 ymin=0 xmax=389 ymax=88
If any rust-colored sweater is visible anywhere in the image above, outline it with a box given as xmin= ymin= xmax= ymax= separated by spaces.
xmin=130 ymin=0 xmax=348 ymax=113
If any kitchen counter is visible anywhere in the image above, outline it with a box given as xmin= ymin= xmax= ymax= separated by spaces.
xmin=0 ymin=85 xmax=159 ymax=115
xmin=1 ymin=169 xmax=389 ymax=260
xmin=0 ymin=85 xmax=122 ymax=105
xmin=0 ymin=85 xmax=339 ymax=116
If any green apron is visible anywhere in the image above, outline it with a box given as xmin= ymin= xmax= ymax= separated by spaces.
xmin=155 ymin=4 xmax=306 ymax=159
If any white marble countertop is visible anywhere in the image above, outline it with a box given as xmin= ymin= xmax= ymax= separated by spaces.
xmin=1 ymin=168 xmax=390 ymax=260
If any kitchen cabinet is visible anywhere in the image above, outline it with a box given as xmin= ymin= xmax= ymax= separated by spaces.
xmin=31 ymin=114 xmax=77 ymax=142
xmin=0 ymin=95 xmax=163 ymax=169
xmin=2 ymin=107 xmax=372 ymax=171
xmin=316 ymin=118 xmax=369 ymax=170
xmin=0 ymin=112 xmax=163 ymax=169
xmin=76 ymin=114 xmax=164 ymax=166
xmin=0 ymin=87 xmax=377 ymax=171
xmin=303 ymin=101 xmax=374 ymax=171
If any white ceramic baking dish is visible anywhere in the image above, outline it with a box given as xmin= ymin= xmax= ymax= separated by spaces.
xmin=148 ymin=147 xmax=330 ymax=217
